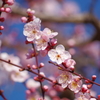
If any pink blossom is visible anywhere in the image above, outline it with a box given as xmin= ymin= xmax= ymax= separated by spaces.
xmin=10 ymin=70 xmax=29 ymax=82
xmin=35 ymin=36 xmax=48 ymax=51
xmin=63 ymin=58 xmax=76 ymax=68
xmin=26 ymin=78 xmax=40 ymax=89
xmin=75 ymin=92 xmax=90 ymax=100
xmin=48 ymin=44 xmax=71 ymax=64
xmin=42 ymin=28 xmax=58 ymax=40
xmin=23 ymin=17 xmax=41 ymax=41
xmin=58 ymin=71 xmax=73 ymax=88
xmin=68 ymin=76 xmax=82 ymax=93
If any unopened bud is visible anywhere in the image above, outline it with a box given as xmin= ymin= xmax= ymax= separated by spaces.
xmin=6 ymin=0 xmax=14 ymax=5
xmin=27 ymin=64 xmax=31 ymax=69
xmin=4 ymin=7 xmax=12 ymax=13
xmin=39 ymin=63 xmax=44 ymax=68
xmin=92 ymin=75 xmax=96 ymax=81
xmin=21 ymin=17 xmax=28 ymax=23
xmin=69 ymin=66 xmax=75 ymax=71
xmin=26 ymin=90 xmax=31 ymax=95
xmin=27 ymin=9 xmax=35 ymax=16
xmin=0 ymin=26 xmax=4 ymax=30
xmin=43 ymin=85 xmax=48 ymax=92
xmin=98 ymin=95 xmax=100 ymax=100
xmin=87 ymin=84 xmax=92 ymax=89
xmin=32 ymin=65 xmax=37 ymax=69
xmin=82 ymin=84 xmax=88 ymax=93
xmin=0 ymin=7 xmax=5 ymax=12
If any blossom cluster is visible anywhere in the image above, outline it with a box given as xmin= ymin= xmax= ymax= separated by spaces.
xmin=21 ymin=9 xmax=98 ymax=100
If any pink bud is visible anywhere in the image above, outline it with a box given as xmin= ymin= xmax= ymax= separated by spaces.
xmin=43 ymin=85 xmax=48 ymax=92
xmin=82 ymin=84 xmax=88 ymax=93
xmin=0 ymin=26 xmax=4 ymax=30
xmin=92 ymin=75 xmax=96 ymax=81
xmin=39 ymin=63 xmax=44 ymax=68
xmin=26 ymin=90 xmax=31 ymax=95
xmin=0 ymin=7 xmax=5 ymax=12
xmin=6 ymin=0 xmax=14 ymax=5
xmin=27 ymin=9 xmax=35 ymax=16
xmin=34 ymin=76 xmax=39 ymax=81
xmin=98 ymin=95 xmax=100 ymax=100
xmin=27 ymin=64 xmax=31 ymax=69
xmin=69 ymin=66 xmax=75 ymax=71
xmin=21 ymin=17 xmax=28 ymax=23
xmin=50 ymin=39 xmax=57 ymax=46
xmin=4 ymin=7 xmax=12 ymax=13
xmin=32 ymin=65 xmax=37 ymax=69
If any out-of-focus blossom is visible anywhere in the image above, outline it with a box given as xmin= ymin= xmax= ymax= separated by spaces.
xmin=62 ymin=2 xmax=79 ymax=16
xmin=58 ymin=71 xmax=73 ymax=88
xmin=1 ymin=52 xmax=21 ymax=72
xmin=10 ymin=70 xmax=29 ymax=82
xmin=68 ymin=76 xmax=82 ymax=93
xmin=48 ymin=44 xmax=71 ymax=64
xmin=23 ymin=17 xmax=41 ymax=41
xmin=26 ymin=78 xmax=40 ymax=89
xmin=74 ymin=92 xmax=90 ymax=100
xmin=40 ymin=0 xmax=61 ymax=16
xmin=90 ymin=98 xmax=97 ymax=100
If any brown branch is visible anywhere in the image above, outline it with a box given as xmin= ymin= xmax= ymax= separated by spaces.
xmin=0 ymin=90 xmax=7 ymax=100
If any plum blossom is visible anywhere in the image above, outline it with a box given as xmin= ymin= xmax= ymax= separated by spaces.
xmin=74 ymin=92 xmax=90 ymax=100
xmin=68 ymin=76 xmax=82 ymax=93
xmin=0 ymin=52 xmax=21 ymax=72
xmin=64 ymin=59 xmax=76 ymax=68
xmin=26 ymin=78 xmax=40 ymax=89
xmin=48 ymin=44 xmax=71 ymax=64
xmin=35 ymin=28 xmax=58 ymax=51
xmin=42 ymin=28 xmax=58 ymax=40
xmin=10 ymin=70 xmax=29 ymax=82
xmin=35 ymin=36 xmax=48 ymax=51
xmin=58 ymin=72 xmax=73 ymax=88
xmin=23 ymin=17 xmax=41 ymax=41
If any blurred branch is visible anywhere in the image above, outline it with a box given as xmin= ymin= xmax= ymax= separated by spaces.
xmin=11 ymin=4 xmax=100 ymax=42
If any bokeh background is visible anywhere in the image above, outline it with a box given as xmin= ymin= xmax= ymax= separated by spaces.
xmin=0 ymin=0 xmax=100 ymax=100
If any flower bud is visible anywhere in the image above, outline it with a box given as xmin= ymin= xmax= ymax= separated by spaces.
xmin=0 ymin=26 xmax=4 ymax=30
xmin=6 ymin=0 xmax=14 ymax=5
xmin=92 ymin=75 xmax=96 ymax=81
xmin=39 ymin=63 xmax=44 ymax=68
xmin=43 ymin=85 xmax=48 ymax=92
xmin=21 ymin=17 xmax=28 ymax=23
xmin=4 ymin=7 xmax=12 ymax=13
xmin=0 ymin=7 xmax=5 ymax=12
xmin=82 ymin=84 xmax=88 ymax=93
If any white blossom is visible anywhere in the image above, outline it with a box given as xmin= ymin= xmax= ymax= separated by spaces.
xmin=26 ymin=78 xmax=40 ymax=89
xmin=58 ymin=71 xmax=73 ymax=88
xmin=68 ymin=76 xmax=82 ymax=93
xmin=23 ymin=17 xmax=41 ymax=41
xmin=10 ymin=70 xmax=29 ymax=82
xmin=48 ymin=44 xmax=71 ymax=64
